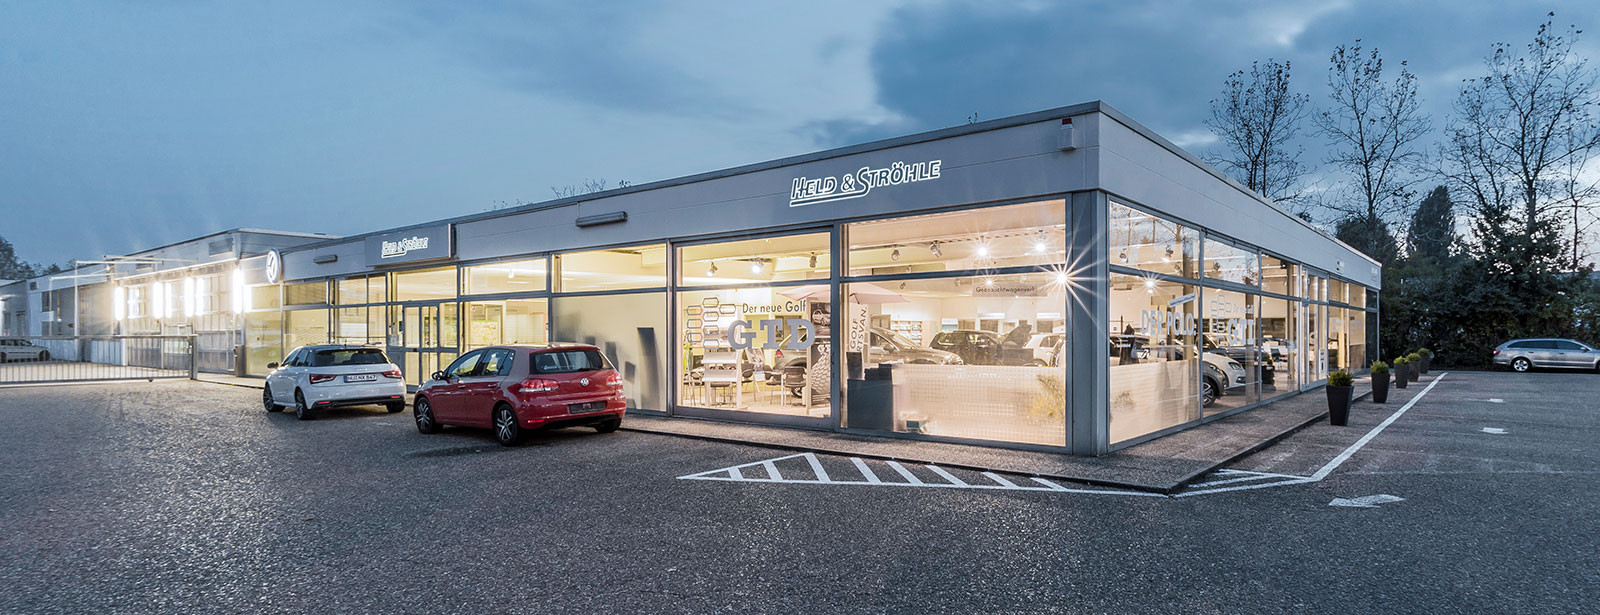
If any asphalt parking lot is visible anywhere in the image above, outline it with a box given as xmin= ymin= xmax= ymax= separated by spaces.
xmin=1 ymin=371 xmax=1596 ymax=613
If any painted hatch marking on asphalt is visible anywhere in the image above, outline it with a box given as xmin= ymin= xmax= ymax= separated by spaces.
xmin=1480 ymin=427 xmax=1507 ymax=434
xmin=678 ymin=452 xmax=1163 ymax=497
xmin=682 ymin=373 xmax=1450 ymax=500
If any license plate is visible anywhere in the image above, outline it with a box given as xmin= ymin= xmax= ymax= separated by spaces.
xmin=344 ymin=374 xmax=379 ymax=383
xmin=568 ymin=401 xmax=605 ymax=414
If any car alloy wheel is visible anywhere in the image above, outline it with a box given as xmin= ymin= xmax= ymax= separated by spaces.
xmin=39 ymin=350 xmax=50 ymax=361
xmin=1202 ymin=378 xmax=1218 ymax=407
xmin=1512 ymin=357 xmax=1531 ymax=372
xmin=414 ymin=398 xmax=439 ymax=434
xmin=262 ymin=385 xmax=282 ymax=412
xmin=494 ymin=405 xmax=521 ymax=446
xmin=294 ymin=390 xmax=312 ymax=421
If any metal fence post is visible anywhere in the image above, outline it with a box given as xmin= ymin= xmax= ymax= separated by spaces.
xmin=189 ymin=335 xmax=199 ymax=380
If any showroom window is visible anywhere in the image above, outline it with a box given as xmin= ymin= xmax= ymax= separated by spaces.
xmin=1260 ymin=295 xmax=1297 ymax=396
xmin=847 ymin=199 xmax=1067 ymax=276
xmin=464 ymin=258 xmax=548 ymax=295
xmin=1108 ymin=201 xmax=1198 ymax=278
xmin=284 ymin=309 xmax=329 ymax=351
xmin=392 ymin=267 xmax=457 ymax=302
xmin=555 ymin=244 xmax=667 ymax=292
xmin=1261 ymin=255 xmax=1293 ymax=296
xmin=1109 ymin=274 xmax=1199 ymax=444
xmin=335 ymin=307 xmax=369 ymax=344
xmin=552 ymin=292 xmax=666 ymax=412
xmin=337 ymin=275 xmax=386 ymax=305
xmin=1204 ymin=238 xmax=1260 ymax=286
xmin=1200 ymin=288 xmax=1260 ymax=415
xmin=250 ymin=284 xmax=281 ymax=311
xmin=680 ymin=232 xmax=830 ymax=286
xmin=841 ymin=273 xmax=1067 ymax=447
xmin=464 ymin=299 xmax=548 ymax=348
xmin=284 ymin=281 xmax=327 ymax=306
xmin=677 ymin=285 xmax=827 ymax=418
xmin=1329 ymin=279 xmax=1349 ymax=306
xmin=1346 ymin=305 xmax=1367 ymax=372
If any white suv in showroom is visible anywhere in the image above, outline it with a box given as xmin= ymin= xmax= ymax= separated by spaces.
xmin=262 ymin=345 xmax=407 ymax=420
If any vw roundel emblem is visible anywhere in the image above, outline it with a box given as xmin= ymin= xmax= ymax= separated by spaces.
xmin=579 ymin=377 xmax=590 ymax=386
xmin=264 ymin=250 xmax=282 ymax=284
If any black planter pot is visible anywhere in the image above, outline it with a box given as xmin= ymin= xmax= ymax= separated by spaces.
xmin=1327 ymin=385 xmax=1352 ymax=425
xmin=1372 ymin=371 xmax=1390 ymax=403
xmin=1409 ymin=364 xmax=1420 ymax=382
xmin=1395 ymin=364 xmax=1410 ymax=389
xmin=1420 ymin=356 xmax=1431 ymax=374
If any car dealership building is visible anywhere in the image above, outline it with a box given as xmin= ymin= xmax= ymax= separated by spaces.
xmin=0 ymin=101 xmax=1380 ymax=455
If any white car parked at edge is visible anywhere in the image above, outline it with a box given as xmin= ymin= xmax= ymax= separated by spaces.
xmin=262 ymin=345 xmax=407 ymax=420
xmin=0 ymin=338 xmax=51 ymax=362
xmin=1202 ymin=352 xmax=1248 ymax=408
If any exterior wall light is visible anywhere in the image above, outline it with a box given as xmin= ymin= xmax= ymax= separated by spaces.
xmin=231 ymin=268 xmax=246 ymax=314
xmin=183 ymin=277 xmax=197 ymax=318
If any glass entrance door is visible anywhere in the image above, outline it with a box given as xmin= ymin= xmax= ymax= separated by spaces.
xmin=387 ymin=302 xmax=459 ymax=387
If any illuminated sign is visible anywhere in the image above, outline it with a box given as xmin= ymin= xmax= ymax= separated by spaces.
xmin=789 ymin=159 xmax=942 ymax=207
xmin=364 ymin=224 xmax=454 ymax=265
xmin=727 ymin=318 xmax=814 ymax=351
xmin=381 ymin=236 xmax=430 ymax=259
xmin=264 ymin=250 xmax=282 ymax=284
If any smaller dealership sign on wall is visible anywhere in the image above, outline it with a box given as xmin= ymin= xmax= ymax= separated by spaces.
xmin=364 ymin=224 xmax=454 ymax=265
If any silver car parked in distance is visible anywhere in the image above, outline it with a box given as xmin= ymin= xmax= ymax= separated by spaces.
xmin=1493 ymin=338 xmax=1600 ymax=372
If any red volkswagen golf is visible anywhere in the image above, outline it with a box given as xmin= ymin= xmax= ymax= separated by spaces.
xmin=413 ymin=344 xmax=626 ymax=446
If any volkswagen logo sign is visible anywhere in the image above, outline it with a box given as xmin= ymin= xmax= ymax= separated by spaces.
xmin=264 ymin=250 xmax=282 ymax=284
xmin=579 ymin=377 xmax=590 ymax=386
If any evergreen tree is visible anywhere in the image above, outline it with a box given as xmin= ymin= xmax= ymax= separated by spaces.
xmin=1335 ymin=216 xmax=1400 ymax=264
xmin=1410 ymin=186 xmax=1456 ymax=261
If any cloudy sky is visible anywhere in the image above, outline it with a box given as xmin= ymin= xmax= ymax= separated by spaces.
xmin=3 ymin=1 xmax=1597 ymax=268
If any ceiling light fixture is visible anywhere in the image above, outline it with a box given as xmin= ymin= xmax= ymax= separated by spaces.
xmin=809 ymin=253 xmax=818 ymax=268
xmin=890 ymin=248 xmax=900 ymax=261
xmin=975 ymin=244 xmax=990 ymax=258
xmin=1033 ymin=232 xmax=1048 ymax=254
xmin=929 ymin=242 xmax=942 ymax=258
xmin=1055 ymin=272 xmax=1068 ymax=284
xmin=750 ymin=260 xmax=764 ymax=274
xmin=708 ymin=261 xmax=718 ymax=277
xmin=1118 ymin=250 xmax=1128 ymax=263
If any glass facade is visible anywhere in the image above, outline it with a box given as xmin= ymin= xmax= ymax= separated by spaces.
xmin=231 ymin=191 xmax=1375 ymax=455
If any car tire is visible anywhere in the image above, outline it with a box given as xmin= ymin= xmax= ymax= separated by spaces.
xmin=1201 ymin=376 xmax=1219 ymax=407
xmin=294 ymin=389 xmax=313 ymax=421
xmin=38 ymin=350 xmax=50 ymax=362
xmin=262 ymin=385 xmax=282 ymax=412
xmin=493 ymin=404 xmax=523 ymax=447
xmin=594 ymin=417 xmax=622 ymax=434
xmin=1512 ymin=357 xmax=1531 ymax=372
xmin=0 ymin=353 xmax=7 ymax=363
xmin=385 ymin=402 xmax=405 ymax=413
xmin=413 ymin=396 xmax=440 ymax=434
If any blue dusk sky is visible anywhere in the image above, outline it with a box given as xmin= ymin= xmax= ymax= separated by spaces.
xmin=2 ymin=1 xmax=1597 ymax=267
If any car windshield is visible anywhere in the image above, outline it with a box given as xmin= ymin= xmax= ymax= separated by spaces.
xmin=531 ymin=349 xmax=612 ymax=374
xmin=311 ymin=348 xmax=389 ymax=367
xmin=881 ymin=329 xmax=918 ymax=349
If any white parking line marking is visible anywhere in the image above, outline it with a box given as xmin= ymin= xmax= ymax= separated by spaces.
xmin=1031 ymin=477 xmax=1068 ymax=491
xmin=983 ymin=472 xmax=1019 ymax=488
xmin=852 ymin=458 xmax=882 ymax=484
xmin=885 ymin=460 xmax=924 ymax=484
xmin=729 ymin=466 xmax=743 ymax=480
xmin=1480 ymin=427 xmax=1507 ymax=435
xmin=805 ymin=454 xmax=832 ymax=483
xmin=1176 ymin=373 xmax=1449 ymax=498
xmin=925 ymin=465 xmax=967 ymax=486
xmin=762 ymin=460 xmax=783 ymax=481
xmin=1487 ymin=398 xmax=1505 ymax=403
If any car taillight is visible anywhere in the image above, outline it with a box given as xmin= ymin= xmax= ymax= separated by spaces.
xmin=606 ymin=373 xmax=623 ymax=387
xmin=518 ymin=378 xmax=558 ymax=394
xmin=1492 ymin=349 xmax=1500 ymax=355
xmin=308 ymin=373 xmax=337 ymax=384
xmin=381 ymin=369 xmax=402 ymax=379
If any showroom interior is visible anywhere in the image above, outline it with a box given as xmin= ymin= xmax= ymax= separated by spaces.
xmin=2 ymin=101 xmax=1380 ymax=455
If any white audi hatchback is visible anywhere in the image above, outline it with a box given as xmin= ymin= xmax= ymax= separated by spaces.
xmin=262 ymin=345 xmax=407 ymax=420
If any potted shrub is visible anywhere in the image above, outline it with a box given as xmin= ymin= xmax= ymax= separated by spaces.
xmin=1393 ymin=356 xmax=1410 ymax=389
xmin=1406 ymin=352 xmax=1422 ymax=382
xmin=1418 ymin=348 xmax=1432 ymax=374
xmin=1327 ymin=370 xmax=1354 ymax=425
xmin=1369 ymin=360 xmax=1390 ymax=403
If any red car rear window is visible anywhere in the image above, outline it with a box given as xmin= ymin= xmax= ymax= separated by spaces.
xmin=530 ymin=349 xmax=612 ymax=374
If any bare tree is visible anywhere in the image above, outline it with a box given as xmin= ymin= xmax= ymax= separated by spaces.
xmin=550 ymin=178 xmax=611 ymax=199
xmin=1204 ymin=59 xmax=1313 ymax=208
xmin=1314 ymin=41 xmax=1431 ymax=258
xmin=1441 ymin=14 xmax=1600 ymax=268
